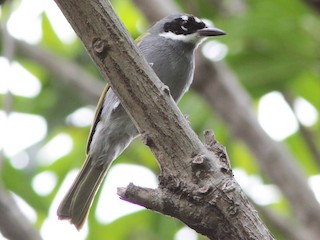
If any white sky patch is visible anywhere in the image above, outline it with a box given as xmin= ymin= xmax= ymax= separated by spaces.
xmin=294 ymin=97 xmax=318 ymax=127
xmin=0 ymin=111 xmax=6 ymax=152
xmin=10 ymin=151 xmax=30 ymax=170
xmin=6 ymin=0 xmax=75 ymax=44
xmin=0 ymin=58 xmax=10 ymax=94
xmin=194 ymin=17 xmax=202 ymax=23
xmin=0 ymin=232 xmax=8 ymax=240
xmin=95 ymin=164 xmax=158 ymax=224
xmin=0 ymin=58 xmax=41 ymax=97
xmin=42 ymin=171 xmax=88 ymax=240
xmin=11 ymin=192 xmax=37 ymax=224
xmin=41 ymin=218 xmax=87 ymax=240
xmin=32 ymin=171 xmax=57 ymax=196
xmin=181 ymin=15 xmax=189 ymax=21
xmin=44 ymin=0 xmax=76 ymax=43
xmin=66 ymin=106 xmax=95 ymax=127
xmin=159 ymin=31 xmax=199 ymax=43
xmin=7 ymin=0 xmax=44 ymax=44
xmin=0 ymin=111 xmax=47 ymax=157
xmin=37 ymin=133 xmax=73 ymax=166
xmin=202 ymin=40 xmax=228 ymax=61
xmin=11 ymin=61 xmax=41 ymax=97
xmin=258 ymin=91 xmax=298 ymax=141
xmin=309 ymin=175 xmax=320 ymax=203
xmin=175 ymin=226 xmax=198 ymax=240
xmin=234 ymin=168 xmax=281 ymax=205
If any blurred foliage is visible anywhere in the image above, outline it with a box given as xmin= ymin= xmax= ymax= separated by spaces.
xmin=0 ymin=0 xmax=320 ymax=239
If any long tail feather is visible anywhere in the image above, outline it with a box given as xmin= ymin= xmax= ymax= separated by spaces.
xmin=57 ymin=156 xmax=109 ymax=230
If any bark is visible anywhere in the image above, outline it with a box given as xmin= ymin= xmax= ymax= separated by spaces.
xmin=53 ymin=0 xmax=274 ymax=239
xmin=192 ymin=58 xmax=320 ymax=239
xmin=0 ymin=183 xmax=43 ymax=240
xmin=132 ymin=0 xmax=320 ymax=239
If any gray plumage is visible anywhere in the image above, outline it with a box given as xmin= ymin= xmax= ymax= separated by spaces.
xmin=57 ymin=13 xmax=225 ymax=229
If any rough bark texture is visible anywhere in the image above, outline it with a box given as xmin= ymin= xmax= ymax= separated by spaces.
xmin=0 ymin=183 xmax=43 ymax=240
xmin=193 ymin=58 xmax=320 ymax=238
xmin=132 ymin=0 xmax=320 ymax=239
xmin=54 ymin=0 xmax=274 ymax=239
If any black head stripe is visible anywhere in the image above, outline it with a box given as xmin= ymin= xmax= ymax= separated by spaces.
xmin=164 ymin=16 xmax=206 ymax=35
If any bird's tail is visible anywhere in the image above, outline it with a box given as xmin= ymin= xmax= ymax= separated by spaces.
xmin=57 ymin=155 xmax=110 ymax=230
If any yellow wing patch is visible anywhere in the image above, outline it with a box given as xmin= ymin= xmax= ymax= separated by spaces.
xmin=86 ymin=34 xmax=146 ymax=154
xmin=86 ymin=84 xmax=110 ymax=154
xmin=135 ymin=32 xmax=149 ymax=46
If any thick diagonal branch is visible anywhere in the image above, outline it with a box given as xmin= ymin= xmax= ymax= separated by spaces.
xmin=133 ymin=0 xmax=320 ymax=239
xmin=53 ymin=0 xmax=273 ymax=239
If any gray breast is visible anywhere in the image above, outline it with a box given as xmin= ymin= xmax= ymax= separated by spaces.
xmin=139 ymin=35 xmax=196 ymax=102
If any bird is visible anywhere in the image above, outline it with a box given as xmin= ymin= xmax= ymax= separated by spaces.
xmin=57 ymin=13 xmax=225 ymax=229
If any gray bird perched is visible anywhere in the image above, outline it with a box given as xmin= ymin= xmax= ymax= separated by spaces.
xmin=57 ymin=13 xmax=225 ymax=229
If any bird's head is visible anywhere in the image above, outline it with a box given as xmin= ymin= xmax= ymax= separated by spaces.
xmin=149 ymin=14 xmax=225 ymax=45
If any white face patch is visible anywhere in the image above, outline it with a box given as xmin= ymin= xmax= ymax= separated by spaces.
xmin=181 ymin=15 xmax=189 ymax=21
xmin=159 ymin=31 xmax=200 ymax=43
xmin=194 ymin=17 xmax=201 ymax=23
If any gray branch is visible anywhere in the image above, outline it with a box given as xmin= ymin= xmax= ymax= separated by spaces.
xmin=132 ymin=0 xmax=320 ymax=238
xmin=0 ymin=183 xmax=42 ymax=240
xmin=53 ymin=0 xmax=273 ymax=239
xmin=253 ymin=202 xmax=315 ymax=240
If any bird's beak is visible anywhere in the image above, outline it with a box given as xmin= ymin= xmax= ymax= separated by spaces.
xmin=197 ymin=27 xmax=226 ymax=37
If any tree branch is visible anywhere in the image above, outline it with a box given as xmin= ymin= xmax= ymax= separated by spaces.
xmin=53 ymin=0 xmax=273 ymax=239
xmin=253 ymin=203 xmax=314 ymax=240
xmin=0 ymin=183 xmax=42 ymax=240
xmin=132 ymin=0 xmax=320 ymax=239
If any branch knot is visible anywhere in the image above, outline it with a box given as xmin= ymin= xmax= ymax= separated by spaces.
xmin=92 ymin=37 xmax=109 ymax=58
xmin=204 ymin=130 xmax=233 ymax=176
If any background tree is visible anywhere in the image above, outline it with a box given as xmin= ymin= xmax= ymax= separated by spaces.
xmin=0 ymin=0 xmax=319 ymax=239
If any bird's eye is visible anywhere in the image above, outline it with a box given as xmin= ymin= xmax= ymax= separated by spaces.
xmin=181 ymin=21 xmax=188 ymax=31
xmin=163 ymin=15 xmax=206 ymax=35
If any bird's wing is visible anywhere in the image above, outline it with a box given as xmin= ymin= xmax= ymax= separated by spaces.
xmin=86 ymin=34 xmax=148 ymax=154
xmin=135 ymin=32 xmax=149 ymax=46
xmin=86 ymin=84 xmax=110 ymax=154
